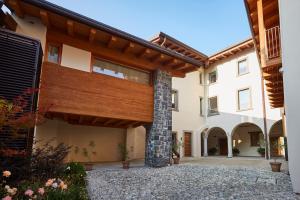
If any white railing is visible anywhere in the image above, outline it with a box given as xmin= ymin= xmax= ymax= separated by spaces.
xmin=265 ymin=26 xmax=281 ymax=60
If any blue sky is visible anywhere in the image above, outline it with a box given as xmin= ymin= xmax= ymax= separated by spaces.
xmin=48 ymin=0 xmax=251 ymax=56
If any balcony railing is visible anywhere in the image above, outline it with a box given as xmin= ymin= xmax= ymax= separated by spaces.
xmin=265 ymin=26 xmax=281 ymax=60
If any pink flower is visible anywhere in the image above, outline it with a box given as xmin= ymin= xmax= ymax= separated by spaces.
xmin=24 ymin=189 xmax=34 ymax=196
xmin=2 ymin=171 xmax=11 ymax=178
xmin=2 ymin=196 xmax=12 ymax=200
xmin=45 ymin=179 xmax=54 ymax=187
xmin=38 ymin=188 xmax=45 ymax=195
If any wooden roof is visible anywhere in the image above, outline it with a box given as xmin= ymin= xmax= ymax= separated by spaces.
xmin=245 ymin=0 xmax=283 ymax=108
xmin=150 ymin=32 xmax=208 ymax=67
xmin=4 ymin=0 xmax=205 ymax=77
xmin=208 ymin=38 xmax=254 ymax=65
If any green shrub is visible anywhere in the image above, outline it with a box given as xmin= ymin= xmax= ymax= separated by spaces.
xmin=64 ymin=162 xmax=86 ymax=185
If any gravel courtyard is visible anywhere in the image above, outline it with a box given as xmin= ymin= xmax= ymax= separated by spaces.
xmin=87 ymin=162 xmax=298 ymax=200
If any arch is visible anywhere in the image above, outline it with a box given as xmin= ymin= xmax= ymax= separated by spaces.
xmin=206 ymin=127 xmax=228 ymax=156
xmin=269 ymin=120 xmax=285 ymax=158
xmin=231 ymin=122 xmax=264 ymax=157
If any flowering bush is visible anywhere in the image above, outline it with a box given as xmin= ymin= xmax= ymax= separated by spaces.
xmin=1 ymin=168 xmax=88 ymax=200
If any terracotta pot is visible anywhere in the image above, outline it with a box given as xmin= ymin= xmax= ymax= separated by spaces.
xmin=173 ymin=157 xmax=180 ymax=164
xmin=122 ymin=161 xmax=130 ymax=169
xmin=84 ymin=163 xmax=93 ymax=171
xmin=270 ymin=162 xmax=282 ymax=172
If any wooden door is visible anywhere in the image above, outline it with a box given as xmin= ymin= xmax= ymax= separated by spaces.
xmin=219 ymin=138 xmax=228 ymax=155
xmin=270 ymin=137 xmax=279 ymax=157
xmin=184 ymin=132 xmax=192 ymax=157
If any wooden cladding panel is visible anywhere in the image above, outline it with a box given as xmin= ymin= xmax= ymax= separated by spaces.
xmin=39 ymin=62 xmax=154 ymax=123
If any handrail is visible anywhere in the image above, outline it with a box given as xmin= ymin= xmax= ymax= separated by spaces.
xmin=265 ymin=26 xmax=281 ymax=60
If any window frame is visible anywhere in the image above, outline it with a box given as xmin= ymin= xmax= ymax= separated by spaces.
xmin=208 ymin=70 xmax=217 ymax=84
xmin=90 ymin=55 xmax=152 ymax=85
xmin=237 ymin=57 xmax=249 ymax=76
xmin=208 ymin=96 xmax=219 ymax=116
xmin=199 ymin=96 xmax=204 ymax=116
xmin=237 ymin=87 xmax=252 ymax=111
xmin=45 ymin=42 xmax=62 ymax=65
xmin=199 ymin=72 xmax=203 ymax=85
xmin=172 ymin=89 xmax=179 ymax=112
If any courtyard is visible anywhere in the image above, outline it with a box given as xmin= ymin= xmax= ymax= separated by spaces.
xmin=87 ymin=157 xmax=298 ymax=199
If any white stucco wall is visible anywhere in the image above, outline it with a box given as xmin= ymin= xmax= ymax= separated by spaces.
xmin=172 ymin=70 xmax=205 ymax=158
xmin=205 ymin=49 xmax=281 ymax=136
xmin=14 ymin=15 xmax=47 ymax=52
xmin=61 ymin=44 xmax=91 ymax=72
xmin=279 ymin=0 xmax=300 ymax=193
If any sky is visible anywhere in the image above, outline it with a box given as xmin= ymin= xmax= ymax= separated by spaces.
xmin=47 ymin=0 xmax=251 ymax=56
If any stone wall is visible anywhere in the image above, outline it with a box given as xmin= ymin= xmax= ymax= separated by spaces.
xmin=145 ymin=69 xmax=172 ymax=167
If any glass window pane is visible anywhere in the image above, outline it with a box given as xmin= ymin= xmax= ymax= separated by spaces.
xmin=209 ymin=96 xmax=218 ymax=114
xmin=209 ymin=71 xmax=217 ymax=84
xmin=238 ymin=59 xmax=248 ymax=75
xmin=93 ymin=58 xmax=150 ymax=85
xmin=238 ymin=88 xmax=250 ymax=110
xmin=47 ymin=45 xmax=59 ymax=64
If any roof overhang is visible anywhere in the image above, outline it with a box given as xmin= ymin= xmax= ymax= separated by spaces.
xmin=244 ymin=0 xmax=283 ymax=108
xmin=4 ymin=0 xmax=205 ymax=77
xmin=208 ymin=38 xmax=254 ymax=65
xmin=150 ymin=32 xmax=208 ymax=68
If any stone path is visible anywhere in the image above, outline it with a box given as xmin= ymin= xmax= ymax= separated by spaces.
xmin=87 ymin=163 xmax=298 ymax=200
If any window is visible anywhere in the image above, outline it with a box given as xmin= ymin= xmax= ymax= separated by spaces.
xmin=250 ymin=132 xmax=260 ymax=146
xmin=238 ymin=59 xmax=249 ymax=76
xmin=92 ymin=57 xmax=150 ymax=85
xmin=238 ymin=88 xmax=251 ymax=110
xmin=46 ymin=43 xmax=61 ymax=64
xmin=208 ymin=71 xmax=217 ymax=84
xmin=172 ymin=90 xmax=178 ymax=111
xmin=200 ymin=97 xmax=203 ymax=116
xmin=199 ymin=72 xmax=203 ymax=84
xmin=208 ymin=96 xmax=218 ymax=115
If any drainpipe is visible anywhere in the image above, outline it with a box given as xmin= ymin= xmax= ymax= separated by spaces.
xmin=260 ymin=69 xmax=270 ymax=160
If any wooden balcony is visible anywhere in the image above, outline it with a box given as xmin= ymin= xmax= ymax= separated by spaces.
xmin=38 ymin=62 xmax=154 ymax=128
xmin=265 ymin=26 xmax=282 ymax=68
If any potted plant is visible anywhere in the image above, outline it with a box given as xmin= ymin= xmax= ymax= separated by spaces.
xmin=232 ymin=147 xmax=240 ymax=156
xmin=208 ymin=147 xmax=217 ymax=156
xmin=257 ymin=147 xmax=265 ymax=157
xmin=270 ymin=141 xmax=284 ymax=172
xmin=74 ymin=141 xmax=97 ymax=171
xmin=172 ymin=139 xmax=183 ymax=164
xmin=118 ymin=143 xmax=130 ymax=169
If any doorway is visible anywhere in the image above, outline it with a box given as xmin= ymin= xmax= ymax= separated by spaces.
xmin=184 ymin=132 xmax=192 ymax=157
xmin=219 ymin=138 xmax=228 ymax=155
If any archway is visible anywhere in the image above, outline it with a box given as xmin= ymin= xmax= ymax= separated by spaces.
xmin=232 ymin=122 xmax=264 ymax=157
xmin=269 ymin=120 xmax=285 ymax=158
xmin=207 ymin=127 xmax=227 ymax=156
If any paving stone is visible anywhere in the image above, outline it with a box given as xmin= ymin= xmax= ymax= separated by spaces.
xmin=87 ymin=164 xmax=298 ymax=200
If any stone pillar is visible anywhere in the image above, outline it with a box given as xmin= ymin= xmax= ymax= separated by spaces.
xmin=204 ymin=136 xmax=208 ymax=157
xmin=227 ymin=134 xmax=233 ymax=158
xmin=145 ymin=69 xmax=172 ymax=167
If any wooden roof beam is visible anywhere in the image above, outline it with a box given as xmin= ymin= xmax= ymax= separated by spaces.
xmin=103 ymin=118 xmax=116 ymax=126
xmin=163 ymin=58 xmax=178 ymax=67
xmin=173 ymin=63 xmax=190 ymax=70
xmin=67 ymin=20 xmax=74 ymax=36
xmin=9 ymin=0 xmax=24 ymax=18
xmin=151 ymin=53 xmax=165 ymax=63
xmin=137 ymin=48 xmax=151 ymax=58
xmin=122 ymin=42 xmax=135 ymax=53
xmin=40 ymin=10 xmax=51 ymax=28
xmin=89 ymin=28 xmax=96 ymax=43
xmin=106 ymin=36 xmax=117 ymax=48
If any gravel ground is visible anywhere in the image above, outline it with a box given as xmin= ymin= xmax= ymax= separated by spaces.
xmin=87 ymin=164 xmax=298 ymax=200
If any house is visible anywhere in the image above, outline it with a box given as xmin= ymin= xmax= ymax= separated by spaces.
xmin=0 ymin=0 xmax=205 ymax=167
xmin=245 ymin=0 xmax=300 ymax=193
